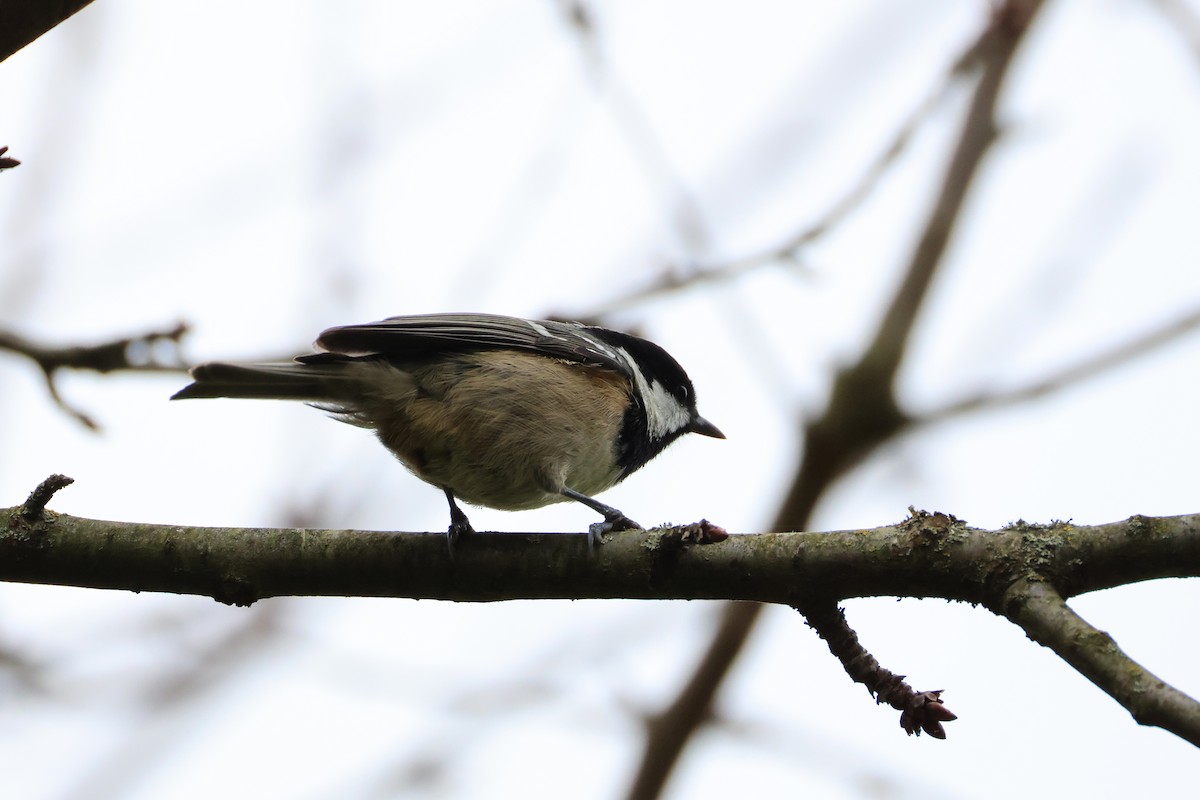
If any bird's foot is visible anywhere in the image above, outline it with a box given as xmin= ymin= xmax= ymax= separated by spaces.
xmin=447 ymin=510 xmax=475 ymax=556
xmin=587 ymin=512 xmax=642 ymax=550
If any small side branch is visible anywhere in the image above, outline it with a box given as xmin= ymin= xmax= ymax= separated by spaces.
xmin=799 ymin=602 xmax=957 ymax=738
xmin=919 ymin=305 xmax=1200 ymax=423
xmin=17 ymin=474 xmax=74 ymax=523
xmin=0 ymin=322 xmax=190 ymax=430
xmin=1002 ymin=578 xmax=1200 ymax=746
xmin=587 ymin=19 xmax=977 ymax=319
xmin=0 ymin=146 xmax=19 ymax=171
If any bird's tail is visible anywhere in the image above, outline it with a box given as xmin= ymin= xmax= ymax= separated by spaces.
xmin=171 ymin=359 xmax=352 ymax=402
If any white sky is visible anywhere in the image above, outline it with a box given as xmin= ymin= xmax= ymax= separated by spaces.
xmin=2 ymin=1 xmax=1200 ymax=798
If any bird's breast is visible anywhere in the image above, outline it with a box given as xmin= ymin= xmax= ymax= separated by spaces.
xmin=353 ymin=351 xmax=631 ymax=510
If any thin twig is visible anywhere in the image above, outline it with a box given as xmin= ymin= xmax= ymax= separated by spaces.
xmin=800 ymin=603 xmax=957 ymax=738
xmin=588 ymin=11 xmax=993 ymax=320
xmin=557 ymin=0 xmax=712 ymax=256
xmin=918 ymin=305 xmax=1200 ymax=422
xmin=18 ymin=474 xmax=74 ymax=522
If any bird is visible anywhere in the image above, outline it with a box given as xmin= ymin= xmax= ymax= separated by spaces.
xmin=172 ymin=312 xmax=724 ymax=548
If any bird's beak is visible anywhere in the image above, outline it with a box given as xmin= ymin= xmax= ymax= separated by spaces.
xmin=689 ymin=416 xmax=725 ymax=439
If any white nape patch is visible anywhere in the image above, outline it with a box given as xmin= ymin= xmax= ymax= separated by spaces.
xmin=629 ymin=362 xmax=692 ymax=440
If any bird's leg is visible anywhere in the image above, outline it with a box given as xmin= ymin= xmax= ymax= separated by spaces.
xmin=560 ymin=487 xmax=642 ymax=549
xmin=444 ymin=488 xmax=475 ymax=555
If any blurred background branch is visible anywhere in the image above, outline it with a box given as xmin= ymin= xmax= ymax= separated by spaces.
xmin=626 ymin=3 xmax=1048 ymax=795
xmin=0 ymin=323 xmax=189 ymax=430
xmin=0 ymin=0 xmax=97 ymax=62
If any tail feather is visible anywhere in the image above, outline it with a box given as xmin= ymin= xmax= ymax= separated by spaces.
xmin=171 ymin=361 xmax=350 ymax=401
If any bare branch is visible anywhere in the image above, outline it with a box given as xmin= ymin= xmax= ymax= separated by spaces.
xmin=776 ymin=0 xmax=1046 ymax=529
xmin=3 ymin=485 xmax=1199 ymax=745
xmin=800 ymin=602 xmax=957 ymax=739
xmin=626 ymin=602 xmax=760 ymax=800
xmin=4 ymin=495 xmax=1198 ymax=605
xmin=17 ymin=473 xmax=74 ymax=523
xmin=588 ymin=28 xmax=979 ymax=320
xmin=1002 ymin=577 xmax=1200 ymax=746
xmin=918 ymin=304 xmax=1200 ymax=422
xmin=587 ymin=0 xmax=1031 ymax=321
xmin=556 ymin=1 xmax=712 ymax=256
xmin=0 ymin=322 xmax=190 ymax=430
xmin=0 ymin=0 xmax=98 ymax=63
xmin=627 ymin=4 xmax=1050 ymax=792
xmin=0 ymin=146 xmax=19 ymax=171
xmin=863 ymin=1 xmax=1044 ymax=390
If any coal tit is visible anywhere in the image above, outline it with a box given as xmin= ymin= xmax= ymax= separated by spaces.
xmin=173 ymin=312 xmax=724 ymax=546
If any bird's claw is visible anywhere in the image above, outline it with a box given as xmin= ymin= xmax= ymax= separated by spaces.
xmin=447 ymin=516 xmax=475 ymax=556
xmin=587 ymin=513 xmax=642 ymax=550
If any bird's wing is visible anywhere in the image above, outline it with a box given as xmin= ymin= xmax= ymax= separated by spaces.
xmin=312 ymin=313 xmax=633 ymax=376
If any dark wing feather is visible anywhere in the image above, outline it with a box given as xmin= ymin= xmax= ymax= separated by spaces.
xmin=313 ymin=313 xmax=634 ymax=376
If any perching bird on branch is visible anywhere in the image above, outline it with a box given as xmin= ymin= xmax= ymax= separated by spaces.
xmin=173 ymin=312 xmax=723 ymax=548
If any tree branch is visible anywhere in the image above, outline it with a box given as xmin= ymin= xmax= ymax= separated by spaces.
xmin=0 ymin=322 xmax=190 ymax=430
xmin=0 ymin=146 xmax=20 ymax=171
xmin=3 ymin=489 xmax=1199 ymax=744
xmin=0 ymin=0 xmax=97 ymax=63
xmin=4 ymin=499 xmax=1197 ymax=605
xmin=1001 ymin=577 xmax=1200 ymax=746
xmin=586 ymin=11 xmax=980 ymax=320
xmin=919 ymin=304 xmax=1200 ymax=422
xmin=18 ymin=473 xmax=74 ymax=522
xmin=801 ymin=602 xmax=956 ymax=739
xmin=625 ymin=601 xmax=760 ymax=800
xmin=627 ymin=5 xmax=1050 ymax=790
